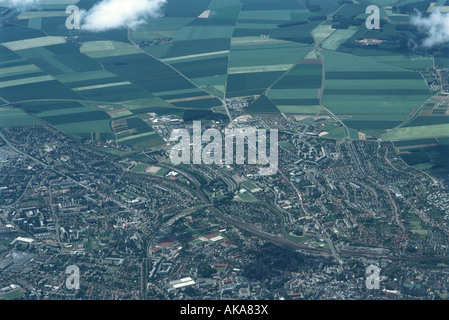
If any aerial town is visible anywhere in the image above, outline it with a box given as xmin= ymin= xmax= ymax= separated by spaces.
xmin=1 ymin=0 xmax=449 ymax=303
xmin=1 ymin=112 xmax=449 ymax=300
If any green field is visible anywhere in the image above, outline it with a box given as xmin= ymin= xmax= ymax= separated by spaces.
xmin=131 ymin=164 xmax=150 ymax=173
xmin=266 ymin=62 xmax=323 ymax=114
xmin=321 ymin=27 xmax=359 ymax=51
xmin=400 ymin=144 xmax=449 ymax=178
xmin=321 ymin=50 xmax=430 ymax=131
xmin=0 ymin=106 xmax=42 ymax=128
xmin=3 ymin=36 xmax=66 ymax=51
xmin=312 ymin=23 xmax=336 ymax=45
xmin=242 ymin=181 xmax=260 ymax=191
xmin=245 ymin=95 xmax=280 ymax=114
xmin=284 ymin=232 xmax=312 ymax=244
xmin=0 ymin=0 xmax=441 ymax=157
xmin=237 ymin=191 xmax=258 ymax=202
xmin=323 ymin=126 xmax=347 ymax=139
xmin=0 ymin=288 xmax=25 ymax=300
xmin=276 ymin=105 xmax=321 ymax=114
xmin=0 ymin=75 xmax=55 ymax=88
xmin=384 ymin=124 xmax=449 ymax=141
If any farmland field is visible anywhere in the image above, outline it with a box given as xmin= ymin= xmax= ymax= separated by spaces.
xmin=321 ymin=50 xmax=431 ymax=133
xmin=2 ymin=36 xmax=66 ymax=51
xmin=399 ymin=145 xmax=449 ymax=179
xmin=384 ymin=124 xmax=449 ymax=141
xmin=0 ymin=106 xmax=42 ymax=127
xmin=321 ymin=27 xmax=359 ymax=51
xmin=267 ymin=61 xmax=323 ymax=114
xmin=237 ymin=191 xmax=258 ymax=202
xmin=312 ymin=23 xmax=336 ymax=45
xmin=0 ymin=0 xmax=445 ymax=150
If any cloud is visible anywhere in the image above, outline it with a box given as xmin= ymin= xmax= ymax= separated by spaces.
xmin=411 ymin=8 xmax=449 ymax=48
xmin=81 ymin=0 xmax=166 ymax=32
xmin=2 ymin=0 xmax=42 ymax=11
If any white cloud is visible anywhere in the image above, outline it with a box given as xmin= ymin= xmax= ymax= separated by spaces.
xmin=81 ymin=0 xmax=166 ymax=32
xmin=2 ymin=0 xmax=42 ymax=11
xmin=411 ymin=8 xmax=449 ymax=48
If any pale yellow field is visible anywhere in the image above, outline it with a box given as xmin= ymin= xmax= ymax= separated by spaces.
xmin=73 ymin=81 xmax=132 ymax=92
xmin=2 ymin=36 xmax=66 ymax=51
xmin=0 ymin=75 xmax=54 ymax=89
xmin=231 ymin=37 xmax=286 ymax=45
xmin=146 ymin=166 xmax=162 ymax=174
xmin=80 ymin=41 xmax=141 ymax=58
xmin=117 ymin=131 xmax=156 ymax=143
xmin=162 ymin=50 xmax=230 ymax=63
xmin=312 ymin=24 xmax=336 ymax=45
xmin=321 ymin=27 xmax=358 ymax=51
xmin=229 ymin=64 xmax=292 ymax=74
xmin=17 ymin=11 xmax=69 ymax=20
xmin=0 ymin=64 xmax=40 ymax=76
xmin=384 ymin=123 xmax=449 ymax=141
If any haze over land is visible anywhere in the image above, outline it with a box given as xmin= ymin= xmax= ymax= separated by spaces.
xmin=0 ymin=0 xmax=449 ymax=301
